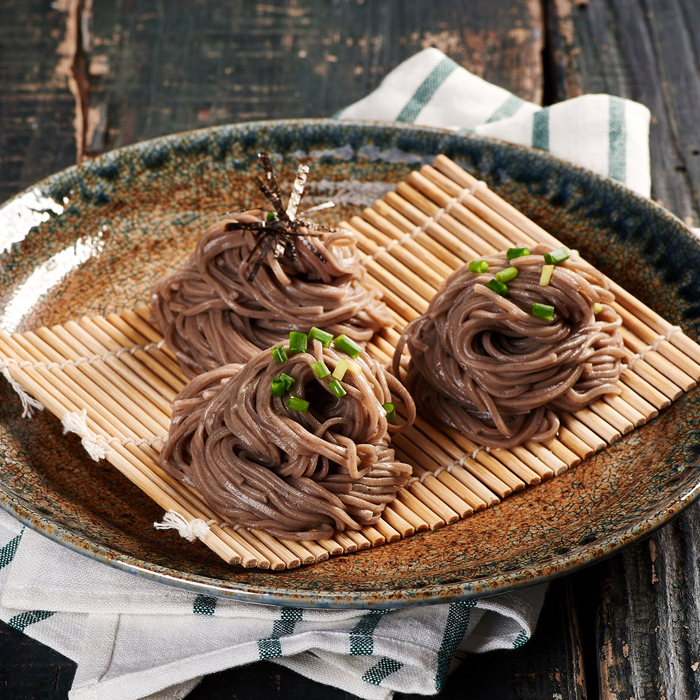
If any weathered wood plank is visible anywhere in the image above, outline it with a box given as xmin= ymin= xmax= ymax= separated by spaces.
xmin=0 ymin=622 xmax=75 ymax=698
xmin=544 ymin=0 xmax=700 ymax=225
xmin=0 ymin=0 xmax=79 ymax=203
xmin=83 ymin=0 xmax=544 ymax=155
xmin=590 ymin=502 xmax=700 ymax=700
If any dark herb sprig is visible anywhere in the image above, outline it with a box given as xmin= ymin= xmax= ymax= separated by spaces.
xmin=231 ymin=152 xmax=340 ymax=282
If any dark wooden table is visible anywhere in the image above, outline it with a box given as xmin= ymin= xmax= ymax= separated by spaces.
xmin=1 ymin=1 xmax=699 ymax=698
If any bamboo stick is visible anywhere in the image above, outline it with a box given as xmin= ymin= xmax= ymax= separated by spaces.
xmin=363 ymin=206 xmax=465 ymax=270
xmin=373 ymin=518 xmax=402 ymax=543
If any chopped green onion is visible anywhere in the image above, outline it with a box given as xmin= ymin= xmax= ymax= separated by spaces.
xmin=333 ymin=334 xmax=362 ymax=359
xmin=507 ymin=247 xmax=530 ymax=260
xmin=383 ymin=403 xmax=396 ymax=421
xmin=544 ymin=247 xmax=570 ymax=265
xmin=280 ymin=373 xmax=295 ymax=391
xmin=271 ymin=377 xmax=287 ymax=396
xmin=468 ymin=260 xmax=489 ymax=274
xmin=332 ymin=359 xmax=360 ymax=380
xmin=266 ymin=211 xmax=277 ymax=221
xmin=309 ymin=327 xmax=333 ymax=347
xmin=271 ymin=346 xmax=288 ymax=364
xmin=487 ymin=279 xmax=508 ymax=296
xmin=495 ymin=266 xmax=519 ymax=283
xmin=328 ymin=379 xmax=346 ymax=398
xmin=532 ymin=302 xmax=555 ymax=320
xmin=288 ymin=331 xmax=308 ymax=355
xmin=287 ymin=396 xmax=309 ymax=413
xmin=539 ymin=264 xmax=554 ymax=286
xmin=312 ymin=360 xmax=331 ymax=379
xmin=593 ymin=303 xmax=603 ymax=314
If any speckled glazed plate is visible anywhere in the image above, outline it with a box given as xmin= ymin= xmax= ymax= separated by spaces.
xmin=2 ymin=119 xmax=700 ymax=609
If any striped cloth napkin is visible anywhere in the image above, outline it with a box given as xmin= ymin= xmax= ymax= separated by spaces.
xmin=0 ymin=48 xmax=651 ymax=700
xmin=337 ymin=47 xmax=651 ymax=197
xmin=0 ymin=509 xmax=545 ymax=700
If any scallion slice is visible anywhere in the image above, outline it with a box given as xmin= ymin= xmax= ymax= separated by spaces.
xmin=266 ymin=211 xmax=277 ymax=222
xmin=495 ymin=266 xmax=519 ymax=283
xmin=271 ymin=377 xmax=287 ymax=396
xmin=280 ymin=373 xmax=295 ymax=391
xmin=288 ymin=331 xmax=308 ymax=355
xmin=487 ymin=279 xmax=508 ymax=296
xmin=271 ymin=346 xmax=288 ymax=364
xmin=287 ymin=396 xmax=309 ymax=413
xmin=312 ymin=360 xmax=331 ymax=379
xmin=593 ymin=303 xmax=603 ymax=314
xmin=332 ymin=359 xmax=360 ymax=380
xmin=507 ymin=247 xmax=530 ymax=260
xmin=468 ymin=260 xmax=489 ymax=273
xmin=539 ymin=264 xmax=554 ymax=286
xmin=333 ymin=334 xmax=362 ymax=359
xmin=328 ymin=379 xmax=346 ymax=398
xmin=309 ymin=327 xmax=333 ymax=347
xmin=383 ymin=403 xmax=396 ymax=421
xmin=544 ymin=247 xmax=570 ymax=265
xmin=532 ymin=302 xmax=555 ymax=320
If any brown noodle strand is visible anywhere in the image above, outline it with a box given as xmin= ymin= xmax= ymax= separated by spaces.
xmin=393 ymin=245 xmax=625 ymax=449
xmin=161 ymin=341 xmax=415 ymax=540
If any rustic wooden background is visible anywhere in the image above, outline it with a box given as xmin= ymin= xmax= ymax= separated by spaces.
xmin=1 ymin=1 xmax=700 ymax=698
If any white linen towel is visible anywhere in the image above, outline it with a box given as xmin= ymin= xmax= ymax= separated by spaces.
xmin=0 ymin=510 xmax=545 ymax=700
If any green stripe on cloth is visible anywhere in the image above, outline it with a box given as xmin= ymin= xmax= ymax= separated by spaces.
xmin=435 ymin=600 xmax=476 ymax=691
xmin=513 ymin=629 xmax=530 ymax=648
xmin=350 ymin=610 xmax=389 ymax=655
xmin=258 ymin=608 xmax=303 ymax=659
xmin=396 ymin=57 xmax=458 ymax=123
xmin=8 ymin=610 xmax=55 ymax=632
xmin=532 ymin=109 xmax=549 ymax=151
xmin=609 ymin=96 xmax=626 ymax=183
xmin=0 ymin=532 xmax=22 ymax=570
xmin=193 ymin=595 xmax=217 ymax=616
xmin=362 ymin=656 xmax=404 ymax=686
xmin=487 ymin=94 xmax=525 ymax=123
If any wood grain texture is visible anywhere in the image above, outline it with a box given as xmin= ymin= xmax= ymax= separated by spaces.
xmin=0 ymin=622 xmax=75 ymax=698
xmin=77 ymin=0 xmax=545 ymax=155
xmin=0 ymin=0 xmax=80 ymax=203
xmin=593 ymin=502 xmax=700 ymax=700
xmin=544 ymin=0 xmax=700 ymax=225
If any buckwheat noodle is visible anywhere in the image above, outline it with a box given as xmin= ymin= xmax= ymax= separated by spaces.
xmin=161 ymin=339 xmax=415 ymax=540
xmin=393 ymin=245 xmax=625 ymax=449
xmin=151 ymin=210 xmax=390 ymax=377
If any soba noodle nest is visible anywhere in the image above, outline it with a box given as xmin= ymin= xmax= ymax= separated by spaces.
xmin=151 ymin=209 xmax=390 ymax=377
xmin=161 ymin=338 xmax=416 ymax=540
xmin=393 ymin=244 xmax=625 ymax=449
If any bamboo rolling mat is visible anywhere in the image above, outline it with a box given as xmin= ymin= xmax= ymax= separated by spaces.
xmin=2 ymin=155 xmax=700 ymax=571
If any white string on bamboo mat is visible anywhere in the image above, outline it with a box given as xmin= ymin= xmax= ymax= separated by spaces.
xmin=0 ymin=339 xmax=165 ymax=373
xmin=368 ymin=179 xmax=488 ymax=261
xmin=60 ymin=409 xmax=164 ymax=461
xmin=626 ymin=325 xmax=682 ymax=370
xmin=153 ymin=509 xmax=214 ymax=542
xmin=0 ymin=368 xmax=44 ymax=418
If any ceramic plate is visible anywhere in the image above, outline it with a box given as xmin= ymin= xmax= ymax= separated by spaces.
xmin=2 ymin=119 xmax=700 ymax=609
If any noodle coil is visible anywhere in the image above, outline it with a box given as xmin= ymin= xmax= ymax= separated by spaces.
xmin=151 ymin=210 xmax=390 ymax=377
xmin=393 ymin=245 xmax=625 ymax=449
xmin=161 ymin=339 xmax=415 ymax=540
